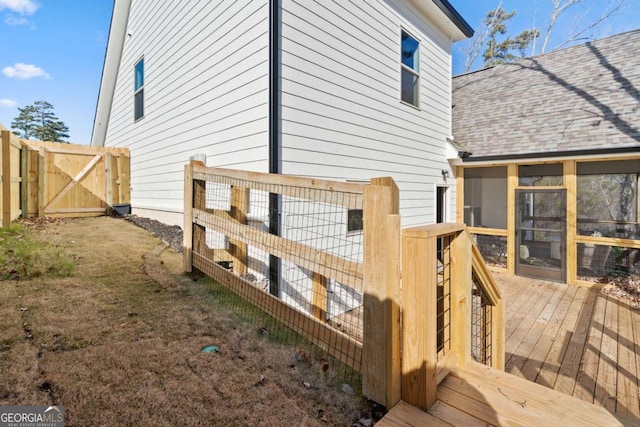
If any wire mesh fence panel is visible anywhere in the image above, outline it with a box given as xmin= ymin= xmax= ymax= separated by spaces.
xmin=188 ymin=167 xmax=366 ymax=376
xmin=436 ymin=235 xmax=452 ymax=362
xmin=471 ymin=271 xmax=493 ymax=366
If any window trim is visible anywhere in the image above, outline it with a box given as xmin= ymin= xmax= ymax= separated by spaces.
xmin=400 ymin=28 xmax=420 ymax=109
xmin=134 ymin=56 xmax=144 ymax=122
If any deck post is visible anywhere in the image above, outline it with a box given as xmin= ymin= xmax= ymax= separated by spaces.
xmin=455 ymin=166 xmax=464 ymax=223
xmin=565 ymin=160 xmax=577 ymax=285
xmin=362 ymin=177 xmax=401 ymax=408
xmin=401 ymin=229 xmax=438 ymax=410
xmin=507 ymin=164 xmax=517 ymax=274
xmin=450 ymin=228 xmax=472 ymax=367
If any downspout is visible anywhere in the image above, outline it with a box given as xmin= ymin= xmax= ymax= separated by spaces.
xmin=268 ymin=0 xmax=281 ymax=296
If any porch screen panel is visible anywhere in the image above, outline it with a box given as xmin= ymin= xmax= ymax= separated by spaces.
xmin=463 ymin=167 xmax=508 ymax=229
xmin=519 ymin=163 xmax=563 ymax=186
xmin=577 ymin=160 xmax=639 ymax=238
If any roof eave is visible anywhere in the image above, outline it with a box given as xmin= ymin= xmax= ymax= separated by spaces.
xmin=407 ymin=0 xmax=474 ymax=41
xmin=460 ymin=146 xmax=640 ymax=164
xmin=90 ymin=0 xmax=132 ymax=147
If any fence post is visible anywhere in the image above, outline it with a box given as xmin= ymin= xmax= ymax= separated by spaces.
xmin=184 ymin=160 xmax=207 ymax=272
xmin=2 ymin=130 xmax=11 ymax=227
xmin=37 ymin=147 xmax=45 ymax=218
xmin=230 ymin=186 xmax=248 ymax=275
xmin=183 ymin=162 xmax=195 ymax=272
xmin=105 ymin=152 xmax=113 ymax=215
xmin=362 ymin=177 xmax=400 ymax=408
xmin=20 ymin=143 xmax=28 ymax=218
xmin=311 ymin=273 xmax=328 ymax=321
xmin=120 ymin=152 xmax=131 ymax=203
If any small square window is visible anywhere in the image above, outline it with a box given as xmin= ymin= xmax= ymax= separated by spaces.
xmin=347 ymin=209 xmax=363 ymax=233
xmin=134 ymin=58 xmax=144 ymax=121
xmin=401 ymin=30 xmax=420 ymax=107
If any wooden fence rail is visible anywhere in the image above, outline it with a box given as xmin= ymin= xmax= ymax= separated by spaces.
xmin=183 ymin=164 xmax=503 ymax=410
xmin=0 ymin=129 xmax=130 ymax=227
xmin=183 ymin=162 xmax=401 ymax=407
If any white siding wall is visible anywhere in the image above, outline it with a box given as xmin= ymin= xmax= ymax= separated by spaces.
xmin=104 ymin=0 xmax=270 ymax=225
xmin=279 ymin=0 xmax=455 ymax=227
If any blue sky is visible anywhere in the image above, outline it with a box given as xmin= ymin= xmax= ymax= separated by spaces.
xmin=0 ymin=0 xmax=112 ymax=144
xmin=0 ymin=0 xmax=638 ymax=144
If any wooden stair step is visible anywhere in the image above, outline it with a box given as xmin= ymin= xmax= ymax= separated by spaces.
xmin=450 ymin=362 xmax=637 ymax=427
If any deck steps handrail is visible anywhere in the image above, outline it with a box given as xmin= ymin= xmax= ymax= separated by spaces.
xmin=471 ymin=241 xmax=502 ymax=306
xmin=401 ymin=223 xmax=505 ymax=410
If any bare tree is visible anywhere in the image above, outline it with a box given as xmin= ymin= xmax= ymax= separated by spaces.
xmin=552 ymin=0 xmax=629 ymax=53
xmin=458 ymin=0 xmax=630 ymax=72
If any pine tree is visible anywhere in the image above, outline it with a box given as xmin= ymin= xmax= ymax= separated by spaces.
xmin=482 ymin=7 xmax=539 ymax=67
xmin=11 ymin=100 xmax=69 ymax=143
xmin=11 ymin=104 xmax=37 ymax=139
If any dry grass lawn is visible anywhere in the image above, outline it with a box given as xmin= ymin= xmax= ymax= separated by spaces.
xmin=0 ymin=217 xmax=372 ymax=426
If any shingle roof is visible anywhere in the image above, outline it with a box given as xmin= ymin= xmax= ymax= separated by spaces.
xmin=452 ymin=29 xmax=640 ymax=160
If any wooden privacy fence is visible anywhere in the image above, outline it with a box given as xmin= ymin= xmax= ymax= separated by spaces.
xmin=0 ymin=129 xmax=130 ymax=227
xmin=183 ymin=163 xmax=503 ymax=409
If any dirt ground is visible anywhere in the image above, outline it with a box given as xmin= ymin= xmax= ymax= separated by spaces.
xmin=0 ymin=217 xmax=375 ymax=426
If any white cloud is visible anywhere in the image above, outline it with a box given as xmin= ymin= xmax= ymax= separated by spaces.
xmin=0 ymin=98 xmax=18 ymax=108
xmin=0 ymin=0 xmax=38 ymax=15
xmin=4 ymin=14 xmax=34 ymax=27
xmin=2 ymin=63 xmax=50 ymax=79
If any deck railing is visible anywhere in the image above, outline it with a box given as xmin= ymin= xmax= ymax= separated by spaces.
xmin=401 ymin=223 xmax=504 ymax=410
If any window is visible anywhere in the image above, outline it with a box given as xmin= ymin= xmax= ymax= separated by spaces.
xmin=347 ymin=209 xmax=363 ymax=233
xmin=134 ymin=58 xmax=144 ymax=121
xmin=401 ymin=30 xmax=419 ymax=107
xmin=577 ymin=160 xmax=639 ymax=237
xmin=519 ymin=163 xmax=563 ymax=186
xmin=463 ymin=167 xmax=508 ymax=229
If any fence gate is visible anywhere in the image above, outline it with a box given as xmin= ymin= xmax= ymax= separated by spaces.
xmin=37 ymin=146 xmax=130 ymax=217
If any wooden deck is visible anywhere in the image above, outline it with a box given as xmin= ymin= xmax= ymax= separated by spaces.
xmin=496 ymin=272 xmax=640 ymax=419
xmin=377 ymin=272 xmax=640 ymax=425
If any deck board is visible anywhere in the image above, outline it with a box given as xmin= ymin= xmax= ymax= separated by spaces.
xmin=498 ymin=272 xmax=640 ymax=420
xmin=596 ymin=295 xmax=620 ymax=413
xmin=535 ymin=286 xmax=588 ymax=389
xmin=518 ymin=285 xmax=576 ymax=382
xmin=617 ymin=299 xmax=640 ymax=418
xmin=504 ymin=284 xmax=567 ymax=376
xmin=573 ymin=286 xmax=606 ymax=404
